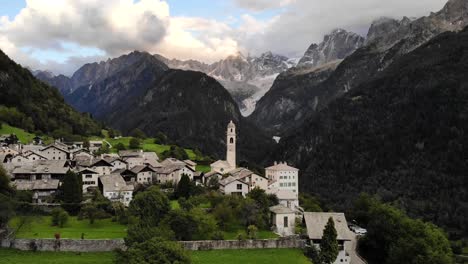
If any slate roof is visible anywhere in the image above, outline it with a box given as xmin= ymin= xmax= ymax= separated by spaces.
xmin=265 ymin=162 xmax=299 ymax=171
xmin=161 ymin=158 xmax=185 ymax=166
xmin=183 ymin=160 xmax=197 ymax=166
xmin=99 ymin=174 xmax=134 ymax=192
xmin=14 ymin=179 xmax=60 ymax=191
xmin=303 ymin=212 xmax=352 ymax=241
xmin=130 ymin=165 xmax=155 ymax=174
xmin=210 ymin=160 xmax=230 ymax=168
xmin=219 ymin=176 xmax=248 ymax=186
xmin=12 ymin=160 xmax=69 ymax=174
xmin=154 ymin=164 xmax=186 ymax=174
xmin=269 ymin=205 xmax=295 ymax=214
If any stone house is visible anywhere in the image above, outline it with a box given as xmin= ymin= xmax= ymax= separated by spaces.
xmin=154 ymin=164 xmax=194 ymax=185
xmin=90 ymin=159 xmax=114 ymax=175
xmin=303 ymin=212 xmax=352 ymax=264
xmin=130 ymin=165 xmax=156 ymax=184
xmin=12 ymin=160 xmax=70 ymax=181
xmin=219 ymin=176 xmax=249 ymax=196
xmin=14 ymin=179 xmax=60 ymax=204
xmin=270 ymin=205 xmax=296 ymax=236
xmin=98 ymin=174 xmax=134 ymax=206
xmin=79 ymin=168 xmax=100 ymax=192
xmin=39 ymin=144 xmax=70 ymax=160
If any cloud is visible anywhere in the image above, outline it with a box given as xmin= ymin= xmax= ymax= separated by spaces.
xmin=0 ymin=0 xmax=451 ymax=75
xmin=0 ymin=0 xmax=170 ymax=56
xmin=241 ymin=0 xmax=448 ymax=58
xmin=234 ymin=0 xmax=296 ymax=11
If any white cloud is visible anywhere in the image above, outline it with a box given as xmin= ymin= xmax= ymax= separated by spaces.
xmin=241 ymin=0 xmax=448 ymax=58
xmin=234 ymin=0 xmax=296 ymax=11
xmin=0 ymin=0 xmax=451 ymax=75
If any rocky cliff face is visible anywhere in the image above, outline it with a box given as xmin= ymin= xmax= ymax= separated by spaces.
xmin=297 ymin=29 xmax=365 ymax=67
xmin=249 ymin=60 xmax=341 ymax=134
xmin=156 ymin=51 xmax=293 ymax=116
xmin=65 ymin=51 xmax=169 ymax=119
xmin=250 ymin=0 xmax=468 ymax=135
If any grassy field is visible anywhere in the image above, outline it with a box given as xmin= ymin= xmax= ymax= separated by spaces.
xmin=0 ymin=123 xmax=36 ymax=144
xmin=104 ymin=137 xmax=203 ymax=160
xmin=0 ymin=249 xmax=114 ymax=264
xmin=191 ymin=249 xmax=310 ymax=264
xmin=196 ymin=164 xmax=211 ymax=173
xmin=9 ymin=216 xmax=127 ymax=239
xmin=0 ymin=248 xmax=309 ymax=264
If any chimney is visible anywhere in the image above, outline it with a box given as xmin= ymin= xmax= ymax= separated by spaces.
xmin=274 ymin=161 xmax=277 ymax=165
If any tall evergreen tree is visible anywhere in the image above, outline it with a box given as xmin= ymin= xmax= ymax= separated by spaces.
xmin=61 ymin=170 xmax=82 ymax=214
xmin=175 ymin=174 xmax=191 ymax=199
xmin=320 ymin=217 xmax=339 ymax=264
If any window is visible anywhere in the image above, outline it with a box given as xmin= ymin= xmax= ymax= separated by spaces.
xmin=86 ymin=175 xmax=92 ymax=179
xmin=284 ymin=216 xmax=288 ymax=227
xmin=237 ymin=184 xmax=242 ymax=190
xmin=230 ymin=137 xmax=234 ymax=144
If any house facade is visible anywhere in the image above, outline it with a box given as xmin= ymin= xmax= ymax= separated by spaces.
xmin=98 ymin=174 xmax=134 ymax=206
xmin=219 ymin=176 xmax=249 ymax=196
xmin=270 ymin=205 xmax=296 ymax=236
xmin=303 ymin=212 xmax=353 ymax=264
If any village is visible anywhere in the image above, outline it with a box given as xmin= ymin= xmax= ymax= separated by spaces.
xmin=0 ymin=121 xmax=365 ymax=264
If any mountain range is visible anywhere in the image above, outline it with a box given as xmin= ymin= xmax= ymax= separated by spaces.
xmin=249 ymin=0 xmax=468 ymax=136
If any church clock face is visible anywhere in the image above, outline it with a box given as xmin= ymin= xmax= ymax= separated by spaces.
xmin=228 ymin=146 xmax=234 ymax=151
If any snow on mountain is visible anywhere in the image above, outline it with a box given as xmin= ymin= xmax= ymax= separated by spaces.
xmin=157 ymin=51 xmax=293 ymax=116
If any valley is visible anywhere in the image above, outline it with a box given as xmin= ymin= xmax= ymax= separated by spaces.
xmin=0 ymin=0 xmax=467 ymax=263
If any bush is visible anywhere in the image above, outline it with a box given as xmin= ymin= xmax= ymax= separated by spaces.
xmin=247 ymin=225 xmax=258 ymax=239
xmin=129 ymin=138 xmax=141 ymax=149
xmin=51 ymin=208 xmax=69 ymax=228
xmin=115 ymin=143 xmax=126 ymax=151
xmin=116 ymin=238 xmax=190 ymax=264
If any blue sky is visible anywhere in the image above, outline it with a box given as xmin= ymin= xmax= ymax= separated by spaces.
xmin=0 ymin=0 xmax=25 ymax=19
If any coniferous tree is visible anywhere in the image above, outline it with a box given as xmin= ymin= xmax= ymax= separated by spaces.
xmin=320 ymin=217 xmax=339 ymax=264
xmin=175 ymin=174 xmax=191 ymax=199
xmin=61 ymin=170 xmax=82 ymax=214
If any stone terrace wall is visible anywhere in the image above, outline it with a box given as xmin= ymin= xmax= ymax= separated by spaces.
xmin=1 ymin=237 xmax=305 ymax=252
xmin=2 ymin=238 xmax=126 ymax=252
xmin=180 ymin=237 xmax=306 ymax=251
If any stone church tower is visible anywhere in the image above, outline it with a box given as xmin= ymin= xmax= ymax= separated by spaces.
xmin=226 ymin=121 xmax=236 ymax=169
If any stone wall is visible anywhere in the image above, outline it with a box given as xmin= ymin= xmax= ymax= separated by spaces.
xmin=1 ymin=238 xmax=126 ymax=252
xmin=180 ymin=237 xmax=306 ymax=251
xmin=1 ymin=237 xmax=305 ymax=252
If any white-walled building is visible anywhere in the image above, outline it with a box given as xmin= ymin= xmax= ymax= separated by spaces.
xmin=79 ymin=168 xmax=99 ymax=192
xmin=303 ymin=212 xmax=353 ymax=264
xmin=266 ymin=162 xmax=300 ymax=212
xmin=91 ymin=159 xmax=114 ymax=175
xmin=270 ymin=205 xmax=296 ymax=236
xmin=219 ymin=176 xmax=249 ymax=196
xmin=98 ymin=174 xmax=134 ymax=206
xmin=154 ymin=164 xmax=194 ymax=185
xmin=266 ymin=162 xmax=299 ymax=194
xmin=39 ymin=144 xmax=69 ymax=160
xmin=131 ymin=165 xmax=155 ymax=184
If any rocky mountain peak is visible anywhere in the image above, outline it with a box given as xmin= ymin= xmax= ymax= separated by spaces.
xmin=297 ymin=28 xmax=365 ymax=67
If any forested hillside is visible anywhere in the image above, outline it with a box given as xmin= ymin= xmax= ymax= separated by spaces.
xmin=273 ymin=28 xmax=468 ymax=237
xmin=0 ymin=49 xmax=101 ymax=138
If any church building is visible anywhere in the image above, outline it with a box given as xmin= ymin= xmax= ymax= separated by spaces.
xmin=210 ymin=121 xmax=237 ymax=174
